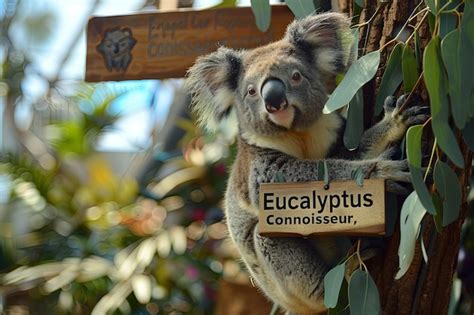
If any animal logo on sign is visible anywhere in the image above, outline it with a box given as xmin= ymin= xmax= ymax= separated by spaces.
xmin=97 ymin=27 xmax=136 ymax=72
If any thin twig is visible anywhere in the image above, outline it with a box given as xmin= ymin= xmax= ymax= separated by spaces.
xmin=424 ymin=137 xmax=436 ymax=182
xmin=403 ymin=11 xmax=430 ymax=46
xmin=398 ymin=71 xmax=425 ymax=112
xmin=408 ymin=7 xmax=429 ymax=22
xmin=380 ymin=1 xmax=426 ymax=51
xmin=354 ymin=4 xmax=384 ymax=28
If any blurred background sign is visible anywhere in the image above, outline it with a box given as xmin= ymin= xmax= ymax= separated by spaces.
xmin=85 ymin=5 xmax=294 ymax=81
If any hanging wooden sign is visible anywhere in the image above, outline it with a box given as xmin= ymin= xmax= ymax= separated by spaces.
xmin=258 ymin=179 xmax=386 ymax=237
xmin=85 ymin=5 xmax=294 ymax=82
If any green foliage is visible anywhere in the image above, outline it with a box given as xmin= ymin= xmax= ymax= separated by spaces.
xmin=441 ymin=29 xmax=467 ymax=129
xmin=406 ymin=125 xmax=436 ymax=215
xmin=425 ymin=0 xmax=436 ymax=13
xmin=344 ymin=89 xmax=364 ymax=150
xmin=328 ymin=279 xmax=349 ymax=315
xmin=323 ymin=51 xmax=380 ymax=113
xmin=351 ymin=166 xmax=365 ymax=187
xmin=396 ymin=191 xmax=427 ymax=279
xmin=273 ymin=170 xmax=286 ymax=183
xmin=424 ymin=36 xmax=464 ymax=167
xmin=401 ymin=45 xmax=419 ymax=93
xmin=459 ymin=1 xmax=474 ymax=117
xmin=433 ymin=160 xmax=462 ymax=226
xmin=439 ymin=12 xmax=457 ymax=38
xmin=285 ymin=0 xmax=317 ymax=19
xmin=462 ymin=119 xmax=474 ymax=150
xmin=250 ymin=0 xmax=271 ymax=32
xmin=374 ymin=43 xmax=403 ymax=116
xmin=324 ymin=263 xmax=346 ymax=308
xmin=348 ymin=269 xmax=380 ymax=314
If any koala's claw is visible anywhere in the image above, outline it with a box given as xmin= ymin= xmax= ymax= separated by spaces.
xmin=384 ymin=94 xmax=430 ymax=127
xmin=372 ymin=158 xmax=411 ymax=183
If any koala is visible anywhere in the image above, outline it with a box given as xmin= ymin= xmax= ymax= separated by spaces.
xmin=97 ymin=27 xmax=136 ymax=71
xmin=186 ymin=13 xmax=428 ymax=315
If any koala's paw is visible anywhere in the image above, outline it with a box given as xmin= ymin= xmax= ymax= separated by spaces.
xmin=384 ymin=94 xmax=430 ymax=127
xmin=371 ymin=149 xmax=412 ymax=194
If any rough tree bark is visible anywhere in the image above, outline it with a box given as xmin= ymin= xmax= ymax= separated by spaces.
xmin=338 ymin=1 xmax=472 ymax=314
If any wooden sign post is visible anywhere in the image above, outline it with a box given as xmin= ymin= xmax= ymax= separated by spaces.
xmin=258 ymin=179 xmax=386 ymax=237
xmin=86 ymin=5 xmax=294 ymax=82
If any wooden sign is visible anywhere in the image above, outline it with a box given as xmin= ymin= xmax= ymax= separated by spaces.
xmin=258 ymin=179 xmax=386 ymax=237
xmin=86 ymin=5 xmax=294 ymax=82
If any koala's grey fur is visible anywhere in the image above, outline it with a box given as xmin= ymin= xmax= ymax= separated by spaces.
xmin=186 ymin=13 xmax=427 ymax=315
xmin=97 ymin=28 xmax=136 ymax=72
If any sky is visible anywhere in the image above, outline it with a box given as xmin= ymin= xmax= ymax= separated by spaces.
xmin=5 ymin=0 xmax=261 ymax=151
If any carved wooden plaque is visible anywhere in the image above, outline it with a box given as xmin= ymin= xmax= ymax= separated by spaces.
xmin=85 ymin=5 xmax=294 ymax=82
xmin=258 ymin=179 xmax=386 ymax=237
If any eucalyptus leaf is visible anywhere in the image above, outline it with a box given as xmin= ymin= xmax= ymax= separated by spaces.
xmin=273 ymin=170 xmax=286 ymax=183
xmin=402 ymin=45 xmax=419 ymax=93
xmin=344 ymin=89 xmax=364 ymax=150
xmin=324 ymin=51 xmax=380 ymax=113
xmin=351 ymin=166 xmax=365 ymax=187
xmin=424 ymin=0 xmax=437 ymax=14
xmin=406 ymin=125 xmax=436 ymax=214
xmin=351 ymin=28 xmax=359 ymax=60
xmin=439 ymin=0 xmax=461 ymax=12
xmin=459 ymin=1 xmax=474 ymax=118
xmin=317 ymin=160 xmax=325 ymax=181
xmin=324 ymin=263 xmax=346 ymax=308
xmin=250 ymin=0 xmax=271 ymax=32
xmin=285 ymin=0 xmax=316 ymax=19
xmin=348 ymin=270 xmax=381 ymax=315
xmin=415 ymin=31 xmax=422 ymax=68
xmin=396 ymin=191 xmax=427 ymax=279
xmin=440 ymin=13 xmax=457 ymax=38
xmin=433 ymin=160 xmax=461 ymax=226
xmin=428 ymin=13 xmax=436 ymax=34
xmin=352 ymin=1 xmax=363 ymax=25
xmin=441 ymin=29 xmax=466 ymax=129
xmin=462 ymin=119 xmax=474 ymax=151
xmin=324 ymin=160 xmax=329 ymax=186
xmin=374 ymin=43 xmax=403 ymax=116
xmin=328 ymin=279 xmax=350 ymax=315
xmin=424 ymin=36 xmax=464 ymax=167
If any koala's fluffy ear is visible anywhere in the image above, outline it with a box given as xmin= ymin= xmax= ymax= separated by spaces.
xmin=285 ymin=13 xmax=354 ymax=78
xmin=186 ymin=47 xmax=242 ymax=132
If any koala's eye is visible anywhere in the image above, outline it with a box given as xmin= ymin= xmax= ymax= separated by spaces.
xmin=247 ymin=85 xmax=257 ymax=96
xmin=291 ymin=71 xmax=302 ymax=83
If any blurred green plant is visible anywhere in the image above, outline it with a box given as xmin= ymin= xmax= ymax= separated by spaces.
xmin=0 ymin=80 xmax=238 ymax=314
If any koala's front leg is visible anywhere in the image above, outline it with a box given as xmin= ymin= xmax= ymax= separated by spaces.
xmin=359 ymin=95 xmax=429 ymax=159
xmin=250 ymin=153 xmax=411 ymax=205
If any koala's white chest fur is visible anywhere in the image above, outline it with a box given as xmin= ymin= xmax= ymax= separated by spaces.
xmin=242 ymin=112 xmax=342 ymax=159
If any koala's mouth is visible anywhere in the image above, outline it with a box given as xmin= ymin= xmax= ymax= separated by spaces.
xmin=267 ymin=105 xmax=296 ymax=129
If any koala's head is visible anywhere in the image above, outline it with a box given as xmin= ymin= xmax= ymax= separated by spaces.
xmin=186 ymin=13 xmax=353 ymax=137
xmin=99 ymin=28 xmax=136 ymax=57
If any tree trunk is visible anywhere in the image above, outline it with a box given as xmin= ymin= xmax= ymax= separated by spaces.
xmin=338 ymin=1 xmax=472 ymax=314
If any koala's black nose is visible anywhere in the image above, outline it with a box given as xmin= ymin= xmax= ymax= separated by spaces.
xmin=261 ymin=79 xmax=288 ymax=113
xmin=113 ymin=44 xmax=120 ymax=54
